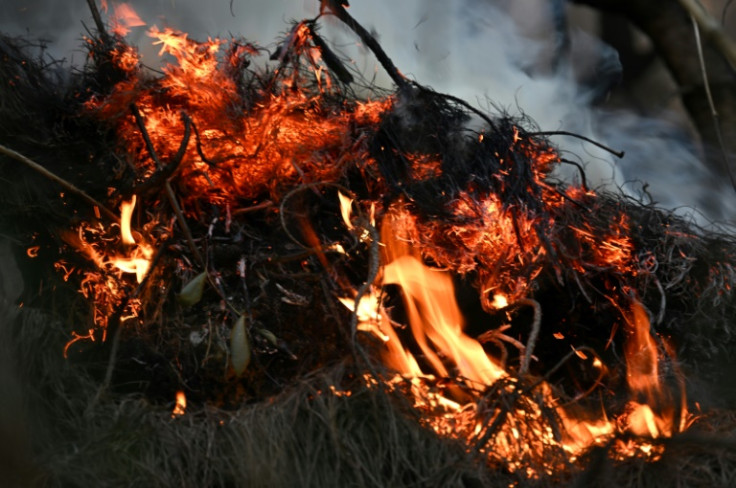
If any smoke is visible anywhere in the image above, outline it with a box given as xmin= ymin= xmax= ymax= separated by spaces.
xmin=2 ymin=0 xmax=735 ymax=223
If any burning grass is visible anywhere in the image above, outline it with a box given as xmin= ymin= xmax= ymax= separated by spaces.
xmin=1 ymin=2 xmax=736 ymax=486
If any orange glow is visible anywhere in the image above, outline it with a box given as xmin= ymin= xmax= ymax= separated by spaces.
xmin=375 ymin=210 xmax=615 ymax=471
xmin=60 ymin=193 xmax=154 ymax=347
xmin=172 ymin=390 xmax=187 ymax=417
xmin=26 ymin=246 xmax=40 ymax=258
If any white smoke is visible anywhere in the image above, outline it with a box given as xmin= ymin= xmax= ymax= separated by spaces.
xmin=2 ymin=0 xmax=734 ymax=223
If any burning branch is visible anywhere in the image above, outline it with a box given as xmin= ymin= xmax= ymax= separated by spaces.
xmin=128 ymin=104 xmax=204 ymax=268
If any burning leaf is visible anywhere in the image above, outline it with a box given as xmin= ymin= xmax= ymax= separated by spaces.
xmin=177 ymin=271 xmax=208 ymax=307
xmin=230 ymin=314 xmax=251 ymax=376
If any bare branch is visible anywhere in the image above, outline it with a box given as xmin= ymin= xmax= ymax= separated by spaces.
xmin=0 ymin=143 xmax=119 ymax=223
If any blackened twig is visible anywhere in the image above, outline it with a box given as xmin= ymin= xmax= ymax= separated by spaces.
xmin=0 ymin=143 xmax=119 ymax=223
xmin=133 ymin=112 xmax=192 ymax=195
xmin=558 ymin=158 xmax=588 ymax=190
xmin=307 ymin=22 xmax=354 ymax=84
xmin=85 ymin=0 xmax=109 ymax=41
xmin=530 ymin=131 xmax=625 ymax=158
xmin=190 ymin=120 xmax=217 ymax=166
xmin=130 ymin=103 xmax=163 ymax=169
xmin=319 ymin=0 xmax=408 ymax=90
xmin=538 ymin=181 xmax=589 ymax=210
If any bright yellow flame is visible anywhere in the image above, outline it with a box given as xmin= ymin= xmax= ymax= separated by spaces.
xmin=120 ymin=195 xmax=137 ymax=245
xmin=338 ymin=191 xmax=354 ymax=230
xmin=111 ymin=195 xmax=153 ymax=283
xmin=491 ymin=293 xmax=508 ymax=309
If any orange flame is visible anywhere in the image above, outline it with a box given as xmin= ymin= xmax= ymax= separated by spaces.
xmin=111 ymin=196 xmax=152 ymax=284
xmin=172 ymin=390 xmax=187 ymax=417
xmin=622 ymin=301 xmax=690 ymax=439
xmin=104 ymin=2 xmax=146 ymax=37
xmin=382 ymin=215 xmax=505 ymax=386
xmin=345 ymin=208 xmax=692 ymax=472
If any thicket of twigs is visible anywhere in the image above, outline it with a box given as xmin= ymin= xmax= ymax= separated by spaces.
xmin=1 ymin=4 xmax=736 ymax=486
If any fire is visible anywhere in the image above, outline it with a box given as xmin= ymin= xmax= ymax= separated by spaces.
xmin=60 ymin=195 xmax=155 ymax=345
xmin=172 ymin=390 xmax=187 ymax=417
xmin=338 ymin=191 xmax=354 ymax=230
xmin=101 ymin=1 xmax=146 ymax=37
xmin=54 ymin=5 xmax=696 ymax=477
xmin=620 ymin=300 xmax=690 ymax=440
xmin=342 ymin=207 xmax=691 ymax=472
xmin=110 ymin=196 xmax=153 ymax=284
xmin=381 ymin=213 xmax=505 ymax=386
xmin=119 ymin=196 xmax=137 ymax=245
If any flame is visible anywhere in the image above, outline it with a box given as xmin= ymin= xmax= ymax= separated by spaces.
xmin=338 ymin=191 xmax=354 ymax=230
xmin=490 ymin=293 xmax=508 ymax=309
xmin=621 ymin=301 xmax=690 ymax=439
xmin=60 ymin=194 xmax=155 ymax=349
xmin=172 ymin=390 xmax=187 ymax=417
xmin=103 ymin=2 xmax=146 ymax=37
xmin=376 ymin=211 xmax=611 ymax=467
xmin=381 ymin=214 xmax=505 ymax=386
xmin=111 ymin=196 xmax=153 ymax=284
xmin=119 ymin=196 xmax=136 ymax=245
xmin=344 ymin=209 xmax=692 ymax=473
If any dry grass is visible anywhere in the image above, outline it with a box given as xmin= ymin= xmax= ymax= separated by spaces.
xmin=1 ymin=302 xmax=734 ymax=488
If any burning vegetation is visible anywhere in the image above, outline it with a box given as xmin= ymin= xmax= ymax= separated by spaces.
xmin=1 ymin=1 xmax=736 ymax=486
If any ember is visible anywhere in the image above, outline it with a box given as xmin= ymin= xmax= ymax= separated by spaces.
xmin=1 ymin=1 xmax=736 ymax=486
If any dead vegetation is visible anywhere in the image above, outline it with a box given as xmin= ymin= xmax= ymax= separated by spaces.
xmin=1 ymin=3 xmax=736 ymax=487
